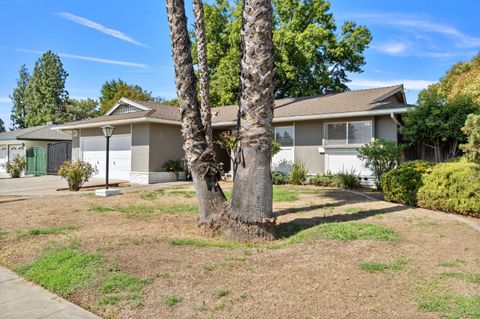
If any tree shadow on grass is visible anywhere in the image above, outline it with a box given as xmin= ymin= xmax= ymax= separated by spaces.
xmin=276 ymin=205 xmax=408 ymax=239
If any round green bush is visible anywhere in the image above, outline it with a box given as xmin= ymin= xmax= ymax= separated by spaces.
xmin=272 ymin=171 xmax=288 ymax=185
xmin=381 ymin=161 xmax=433 ymax=206
xmin=417 ymin=161 xmax=480 ymax=217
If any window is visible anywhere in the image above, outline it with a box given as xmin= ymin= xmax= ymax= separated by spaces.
xmin=325 ymin=121 xmax=372 ymax=145
xmin=111 ymin=104 xmax=141 ymax=115
xmin=275 ymin=126 xmax=294 ymax=147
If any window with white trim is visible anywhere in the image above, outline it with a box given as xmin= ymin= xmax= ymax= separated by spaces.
xmin=324 ymin=121 xmax=372 ymax=145
xmin=274 ymin=126 xmax=294 ymax=147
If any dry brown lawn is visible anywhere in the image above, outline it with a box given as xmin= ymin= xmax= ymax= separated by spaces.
xmin=1 ymin=183 xmax=479 ymax=319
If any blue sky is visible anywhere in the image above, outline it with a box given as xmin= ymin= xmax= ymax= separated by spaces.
xmin=1 ymin=0 xmax=479 ymax=129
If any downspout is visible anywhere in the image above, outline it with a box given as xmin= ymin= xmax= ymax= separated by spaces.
xmin=390 ymin=112 xmax=402 ymax=128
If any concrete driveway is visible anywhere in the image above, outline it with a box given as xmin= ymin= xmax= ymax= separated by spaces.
xmin=0 ymin=175 xmax=122 ymax=196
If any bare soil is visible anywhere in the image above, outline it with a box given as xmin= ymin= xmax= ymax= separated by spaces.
xmin=1 ymin=183 xmax=479 ymax=319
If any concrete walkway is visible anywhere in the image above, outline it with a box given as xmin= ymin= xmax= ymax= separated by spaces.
xmin=0 ymin=267 xmax=100 ymax=319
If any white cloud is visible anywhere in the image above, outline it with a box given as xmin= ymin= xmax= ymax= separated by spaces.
xmin=14 ymin=48 xmax=148 ymax=68
xmin=374 ymin=40 xmax=409 ymax=55
xmin=352 ymin=12 xmax=480 ymax=48
xmin=350 ymin=79 xmax=435 ymax=91
xmin=0 ymin=97 xmax=10 ymax=104
xmin=56 ymin=12 xmax=147 ymax=47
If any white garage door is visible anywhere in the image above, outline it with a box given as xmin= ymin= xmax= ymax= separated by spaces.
xmin=325 ymin=150 xmax=372 ymax=176
xmin=81 ymin=135 xmax=131 ymax=181
xmin=0 ymin=145 xmax=7 ymax=174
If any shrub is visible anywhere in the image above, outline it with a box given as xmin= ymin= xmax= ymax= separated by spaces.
xmin=271 ymin=141 xmax=281 ymax=157
xmin=417 ymin=161 xmax=480 ymax=217
xmin=336 ymin=169 xmax=361 ymax=189
xmin=288 ymin=162 xmax=308 ymax=185
xmin=272 ymin=171 xmax=288 ymax=185
xmin=460 ymin=114 xmax=480 ymax=164
xmin=309 ymin=173 xmax=340 ymax=187
xmin=382 ymin=161 xmax=434 ymax=206
xmin=58 ymin=161 xmax=97 ymax=191
xmin=2 ymin=156 xmax=26 ymax=178
xmin=357 ymin=139 xmax=400 ymax=190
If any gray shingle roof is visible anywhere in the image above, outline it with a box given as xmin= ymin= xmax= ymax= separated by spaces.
xmin=0 ymin=125 xmax=72 ymax=141
xmin=56 ymin=85 xmax=412 ymax=129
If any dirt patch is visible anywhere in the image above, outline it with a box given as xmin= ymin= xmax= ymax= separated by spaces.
xmin=1 ymin=182 xmax=479 ymax=318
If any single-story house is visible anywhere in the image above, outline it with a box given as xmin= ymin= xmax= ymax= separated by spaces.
xmin=0 ymin=124 xmax=72 ymax=176
xmin=54 ymin=85 xmax=413 ymax=185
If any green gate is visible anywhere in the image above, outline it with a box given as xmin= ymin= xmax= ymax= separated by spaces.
xmin=26 ymin=146 xmax=47 ymax=175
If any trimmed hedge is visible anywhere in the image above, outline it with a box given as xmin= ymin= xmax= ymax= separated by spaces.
xmin=417 ymin=161 xmax=480 ymax=217
xmin=381 ymin=161 xmax=434 ymax=206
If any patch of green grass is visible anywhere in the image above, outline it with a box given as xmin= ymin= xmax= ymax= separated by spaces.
xmin=359 ymin=258 xmax=409 ymax=273
xmin=167 ymin=190 xmax=197 ymax=198
xmin=99 ymin=273 xmax=149 ymax=294
xmin=0 ymin=231 xmax=8 ymax=240
xmin=155 ymin=272 xmax=170 ymax=278
xmin=438 ymin=259 xmax=466 ymax=268
xmin=96 ymin=246 xmax=114 ymax=252
xmin=140 ymin=191 xmax=158 ymax=200
xmin=213 ymin=288 xmax=229 ymax=298
xmin=89 ymin=206 xmax=115 ymax=213
xmin=164 ymin=294 xmax=182 ymax=307
xmin=419 ymin=294 xmax=480 ymax=318
xmin=203 ymin=263 xmax=216 ymax=274
xmin=214 ymin=302 xmax=228 ymax=311
xmin=282 ymin=222 xmax=399 ymax=244
xmin=97 ymin=295 xmax=121 ymax=306
xmin=223 ymin=186 xmax=299 ymax=202
xmin=16 ymin=248 xmax=104 ymax=296
xmin=441 ymin=272 xmax=480 ymax=284
xmin=20 ymin=225 xmax=77 ymax=237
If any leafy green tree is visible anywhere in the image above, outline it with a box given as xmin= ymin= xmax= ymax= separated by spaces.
xmin=460 ymin=114 xmax=480 ymax=163
xmin=357 ymin=139 xmax=400 ymax=190
xmin=192 ymin=0 xmax=372 ymax=106
xmin=10 ymin=65 xmax=30 ymax=129
xmin=401 ymin=91 xmax=479 ymax=162
xmin=24 ymin=51 xmax=69 ymax=126
xmin=99 ymin=79 xmax=152 ymax=114
xmin=0 ymin=119 xmax=5 ymax=133
xmin=65 ymin=98 xmax=99 ymax=121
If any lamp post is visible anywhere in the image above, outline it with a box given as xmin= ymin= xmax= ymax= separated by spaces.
xmin=101 ymin=125 xmax=114 ymax=190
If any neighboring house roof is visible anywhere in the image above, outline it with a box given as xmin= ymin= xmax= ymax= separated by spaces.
xmin=55 ymin=85 xmax=414 ymax=130
xmin=0 ymin=124 xmax=72 ymax=141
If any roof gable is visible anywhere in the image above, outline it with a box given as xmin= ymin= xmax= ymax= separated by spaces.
xmin=105 ymin=97 xmax=152 ymax=116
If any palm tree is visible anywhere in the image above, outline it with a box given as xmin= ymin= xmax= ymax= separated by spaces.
xmin=166 ymin=0 xmax=225 ymax=225
xmin=193 ymin=0 xmax=213 ymax=149
xmin=222 ymin=0 xmax=276 ymax=240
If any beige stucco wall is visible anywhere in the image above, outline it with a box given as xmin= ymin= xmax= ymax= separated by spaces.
xmin=374 ymin=115 xmax=398 ymax=142
xmin=149 ymin=123 xmax=185 ymax=172
xmin=131 ymin=123 xmax=150 ymax=172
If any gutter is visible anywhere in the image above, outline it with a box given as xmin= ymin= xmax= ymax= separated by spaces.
xmin=52 ymin=117 xmax=182 ymax=130
xmin=390 ymin=112 xmax=403 ymax=128
xmin=212 ymin=107 xmax=411 ymax=127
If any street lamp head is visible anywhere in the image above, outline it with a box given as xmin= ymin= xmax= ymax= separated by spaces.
xmin=101 ymin=125 xmax=114 ymax=138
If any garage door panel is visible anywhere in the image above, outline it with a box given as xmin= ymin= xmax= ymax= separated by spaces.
xmin=325 ymin=150 xmax=372 ymax=176
xmin=81 ymin=135 xmax=131 ymax=181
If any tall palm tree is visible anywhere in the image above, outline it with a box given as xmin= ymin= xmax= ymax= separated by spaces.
xmin=166 ymin=0 xmax=225 ymax=225
xmin=223 ymin=0 xmax=276 ymax=240
xmin=193 ymin=0 xmax=213 ymax=149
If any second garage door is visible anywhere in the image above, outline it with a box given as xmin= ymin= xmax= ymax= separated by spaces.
xmin=81 ymin=134 xmax=131 ymax=181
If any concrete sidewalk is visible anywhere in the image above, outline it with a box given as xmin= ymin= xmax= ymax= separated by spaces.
xmin=0 ymin=267 xmax=100 ymax=319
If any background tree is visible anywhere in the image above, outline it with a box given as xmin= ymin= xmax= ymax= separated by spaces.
xmin=0 ymin=119 xmax=5 ymax=133
xmin=10 ymin=65 xmax=30 ymax=129
xmin=192 ymin=0 xmax=371 ymax=106
xmin=166 ymin=0 xmax=225 ymax=225
xmin=65 ymin=98 xmax=100 ymax=121
xmin=24 ymin=51 xmax=69 ymax=126
xmin=401 ymin=91 xmax=479 ymax=162
xmin=99 ymin=79 xmax=153 ymax=114
xmin=461 ymin=114 xmax=480 ymax=163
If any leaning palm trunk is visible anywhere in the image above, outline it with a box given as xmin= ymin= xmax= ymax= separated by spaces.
xmin=219 ymin=0 xmax=276 ymax=241
xmin=193 ymin=0 xmax=213 ymax=149
xmin=166 ymin=0 xmax=225 ymax=224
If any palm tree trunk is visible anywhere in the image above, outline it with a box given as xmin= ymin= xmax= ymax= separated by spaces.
xmin=166 ymin=0 xmax=225 ymax=225
xmin=193 ymin=0 xmax=213 ymax=150
xmin=219 ymin=0 xmax=276 ymax=241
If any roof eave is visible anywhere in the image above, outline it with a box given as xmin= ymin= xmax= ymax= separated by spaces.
xmin=53 ymin=117 xmax=182 ymax=130
xmin=212 ymin=107 xmax=413 ymax=128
